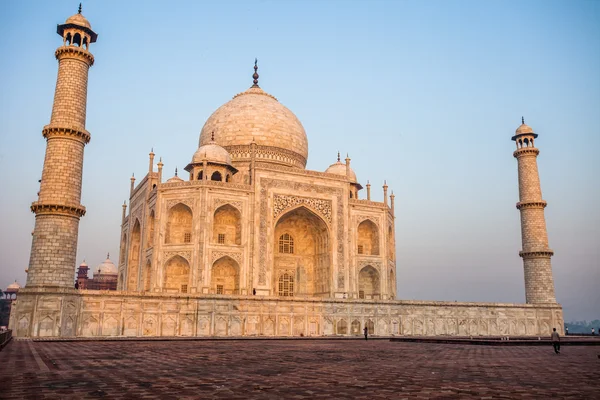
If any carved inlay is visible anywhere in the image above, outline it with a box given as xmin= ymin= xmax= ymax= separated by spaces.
xmin=211 ymin=251 xmax=242 ymax=264
xmin=273 ymin=194 xmax=332 ymax=224
xmin=166 ymin=199 xmax=194 ymax=211
xmin=356 ymin=215 xmax=379 ymax=225
xmin=164 ymin=251 xmax=192 ymax=263
xmin=358 ymin=260 xmax=382 ymax=271
xmin=214 ymin=198 xmax=243 ymax=212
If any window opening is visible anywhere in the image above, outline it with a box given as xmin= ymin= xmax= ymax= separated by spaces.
xmin=184 ymin=233 xmax=191 ymax=243
xmin=216 ymin=284 xmax=224 ymax=294
xmin=359 ymin=290 xmax=365 ymax=299
xmin=279 ymin=233 xmax=294 ymax=254
xmin=218 ymin=233 xmax=225 ymax=244
xmin=278 ymin=273 xmax=294 ymax=297
xmin=181 ymin=284 xmax=187 ymax=293
xmin=357 ymin=245 xmax=364 ymax=254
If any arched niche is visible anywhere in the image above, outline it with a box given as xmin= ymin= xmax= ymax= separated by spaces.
xmin=357 ymin=219 xmax=380 ymax=255
xmin=389 ymin=269 xmax=396 ymax=298
xmin=165 ymin=203 xmax=193 ymax=244
xmin=211 ymin=256 xmax=239 ymax=295
xmin=144 ymin=260 xmax=152 ymax=292
xmin=147 ymin=210 xmax=155 ymax=247
xmin=213 ymin=204 xmax=241 ymax=245
xmin=119 ymin=233 xmax=127 ymax=265
xmin=211 ymin=171 xmax=222 ymax=181
xmin=127 ymin=219 xmax=141 ymax=291
xmin=387 ymin=225 xmax=394 ymax=259
xmin=358 ymin=265 xmax=380 ymax=299
xmin=274 ymin=206 xmax=331 ymax=297
xmin=163 ymin=256 xmax=190 ymax=293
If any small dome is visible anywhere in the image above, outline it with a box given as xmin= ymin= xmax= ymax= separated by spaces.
xmin=65 ymin=12 xmax=92 ymax=29
xmin=7 ymin=281 xmax=21 ymax=290
xmin=325 ymin=159 xmax=357 ymax=182
xmin=79 ymin=260 xmax=88 ymax=267
xmin=95 ymin=257 xmax=117 ymax=276
xmin=192 ymin=142 xmax=232 ymax=165
xmin=515 ymin=123 xmax=534 ymax=135
xmin=167 ymin=175 xmax=183 ymax=183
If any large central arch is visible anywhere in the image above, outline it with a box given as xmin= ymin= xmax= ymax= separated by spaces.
xmin=273 ymin=206 xmax=331 ymax=297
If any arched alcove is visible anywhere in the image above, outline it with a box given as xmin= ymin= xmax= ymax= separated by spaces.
xmin=211 ymin=256 xmax=240 ymax=295
xmin=274 ymin=206 xmax=330 ymax=297
xmin=144 ymin=261 xmax=152 ymax=292
xmin=213 ymin=204 xmax=241 ymax=245
xmin=211 ymin=171 xmax=222 ymax=181
xmin=127 ymin=220 xmax=141 ymax=291
xmin=358 ymin=265 xmax=380 ymax=299
xmin=357 ymin=220 xmax=379 ymax=255
xmin=165 ymin=203 xmax=193 ymax=244
xmin=163 ymin=256 xmax=189 ymax=293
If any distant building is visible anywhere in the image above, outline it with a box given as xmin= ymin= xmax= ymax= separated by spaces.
xmin=1 ymin=281 xmax=20 ymax=328
xmin=76 ymin=255 xmax=118 ymax=291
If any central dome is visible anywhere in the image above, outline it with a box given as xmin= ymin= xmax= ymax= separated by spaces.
xmin=199 ymin=86 xmax=308 ymax=168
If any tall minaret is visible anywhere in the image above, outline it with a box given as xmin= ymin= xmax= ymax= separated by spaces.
xmin=27 ymin=6 xmax=97 ymax=288
xmin=512 ymin=118 xmax=557 ymax=304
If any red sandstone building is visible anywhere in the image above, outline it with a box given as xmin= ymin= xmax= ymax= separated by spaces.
xmin=76 ymin=255 xmax=118 ymax=291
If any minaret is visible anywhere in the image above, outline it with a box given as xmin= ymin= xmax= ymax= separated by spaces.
xmin=27 ymin=6 xmax=98 ymax=288
xmin=512 ymin=118 xmax=557 ymax=304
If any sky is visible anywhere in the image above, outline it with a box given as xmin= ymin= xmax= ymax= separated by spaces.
xmin=0 ymin=0 xmax=598 ymax=321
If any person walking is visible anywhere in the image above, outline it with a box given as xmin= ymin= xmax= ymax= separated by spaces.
xmin=592 ymin=328 xmax=595 ymax=336
xmin=551 ymin=328 xmax=560 ymax=354
xmin=363 ymin=326 xmax=368 ymax=341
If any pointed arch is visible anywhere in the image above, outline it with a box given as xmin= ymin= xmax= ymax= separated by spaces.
xmin=165 ymin=203 xmax=193 ymax=244
xmin=147 ymin=210 xmax=155 ymax=247
xmin=357 ymin=219 xmax=380 ymax=255
xmin=73 ymin=32 xmax=82 ymax=47
xmin=211 ymin=256 xmax=239 ymax=295
xmin=213 ymin=204 xmax=242 ymax=245
xmin=358 ymin=265 xmax=380 ymax=299
xmin=389 ymin=268 xmax=396 ymax=299
xmin=144 ymin=260 xmax=152 ymax=291
xmin=127 ymin=219 xmax=141 ymax=291
xmin=274 ymin=206 xmax=331 ymax=297
xmin=211 ymin=171 xmax=222 ymax=181
xmin=163 ymin=255 xmax=189 ymax=293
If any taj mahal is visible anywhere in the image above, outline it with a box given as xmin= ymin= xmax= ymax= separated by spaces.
xmin=9 ymin=8 xmax=564 ymax=338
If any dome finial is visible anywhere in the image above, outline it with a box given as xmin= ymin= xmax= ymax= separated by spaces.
xmin=252 ymin=58 xmax=259 ymax=88
xmin=107 ymin=252 xmax=110 ymax=259
xmin=337 ymin=151 xmax=340 ymax=162
xmin=175 ymin=167 xmax=178 ymax=177
xmin=78 ymin=3 xmax=82 ymax=14
xmin=522 ymin=116 xmax=525 ymax=125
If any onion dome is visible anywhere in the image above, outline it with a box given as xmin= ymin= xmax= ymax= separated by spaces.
xmin=95 ymin=255 xmax=117 ymax=275
xmin=192 ymin=134 xmax=232 ymax=165
xmin=325 ymin=152 xmax=358 ymax=182
xmin=65 ymin=11 xmax=92 ymax=30
xmin=198 ymin=61 xmax=308 ymax=169
xmin=7 ymin=281 xmax=21 ymax=290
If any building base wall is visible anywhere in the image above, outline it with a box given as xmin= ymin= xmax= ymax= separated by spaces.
xmin=9 ymin=288 xmax=564 ymax=338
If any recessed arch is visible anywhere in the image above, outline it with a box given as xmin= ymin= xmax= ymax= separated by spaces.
xmin=211 ymin=171 xmax=222 ymax=181
xmin=73 ymin=32 xmax=82 ymax=47
xmin=127 ymin=219 xmax=141 ymax=291
xmin=211 ymin=256 xmax=240 ymax=295
xmin=144 ymin=260 xmax=152 ymax=292
xmin=197 ymin=170 xmax=203 ymax=180
xmin=274 ymin=206 xmax=331 ymax=297
xmin=147 ymin=210 xmax=155 ymax=247
xmin=389 ymin=268 xmax=396 ymax=298
xmin=163 ymin=255 xmax=189 ymax=293
xmin=165 ymin=203 xmax=192 ymax=244
xmin=213 ymin=204 xmax=241 ymax=245
xmin=357 ymin=219 xmax=380 ymax=255
xmin=358 ymin=265 xmax=380 ymax=299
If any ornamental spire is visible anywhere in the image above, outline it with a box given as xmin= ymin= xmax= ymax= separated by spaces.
xmin=522 ymin=116 xmax=525 ymax=125
xmin=78 ymin=3 xmax=82 ymax=14
xmin=252 ymin=58 xmax=259 ymax=88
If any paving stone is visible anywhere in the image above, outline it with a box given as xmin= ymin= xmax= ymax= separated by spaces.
xmin=0 ymin=340 xmax=598 ymax=399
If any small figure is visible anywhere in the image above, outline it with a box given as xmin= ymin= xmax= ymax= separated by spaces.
xmin=565 ymin=326 xmax=569 ymax=335
xmin=363 ymin=326 xmax=368 ymax=341
xmin=551 ymin=328 xmax=560 ymax=354
xmin=592 ymin=328 xmax=595 ymax=336
xmin=252 ymin=288 xmax=256 ymax=295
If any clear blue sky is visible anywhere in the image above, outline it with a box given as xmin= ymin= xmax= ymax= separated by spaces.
xmin=1 ymin=0 xmax=598 ymax=321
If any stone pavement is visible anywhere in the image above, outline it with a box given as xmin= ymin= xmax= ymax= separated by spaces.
xmin=0 ymin=339 xmax=598 ymax=399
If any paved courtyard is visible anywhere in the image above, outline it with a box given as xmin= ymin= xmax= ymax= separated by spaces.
xmin=0 ymin=339 xmax=598 ymax=399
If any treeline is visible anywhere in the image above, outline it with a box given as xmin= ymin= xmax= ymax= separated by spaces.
xmin=565 ymin=320 xmax=600 ymax=334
